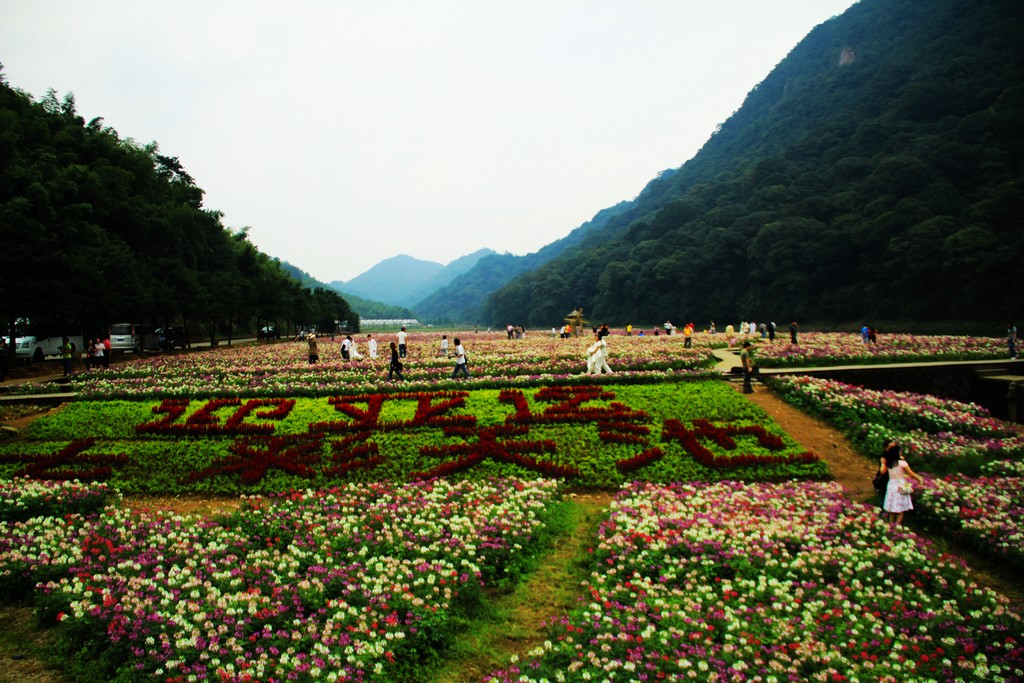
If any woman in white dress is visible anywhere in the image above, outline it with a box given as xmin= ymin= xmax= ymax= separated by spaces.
xmin=585 ymin=333 xmax=599 ymax=373
xmin=585 ymin=333 xmax=613 ymax=374
xmin=880 ymin=445 xmax=924 ymax=527
xmin=347 ymin=336 xmax=363 ymax=361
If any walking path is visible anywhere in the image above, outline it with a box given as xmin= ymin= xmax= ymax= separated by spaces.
xmin=710 ymin=346 xmax=1023 ymax=377
xmin=739 ymin=381 xmax=1022 ymax=606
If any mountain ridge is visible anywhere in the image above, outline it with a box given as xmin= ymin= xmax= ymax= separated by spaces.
xmin=283 ymin=0 xmax=1021 ymax=328
xmin=324 ymin=249 xmax=497 ymax=310
xmin=478 ymin=0 xmax=1023 ymax=326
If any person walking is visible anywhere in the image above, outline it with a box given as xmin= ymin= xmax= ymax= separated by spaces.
xmin=789 ymin=321 xmax=799 ymax=345
xmin=60 ymin=337 xmax=73 ymax=376
xmin=1009 ymin=323 xmax=1018 ymax=359
xmin=340 ymin=335 xmax=351 ymax=361
xmin=397 ymin=326 xmax=408 ymax=358
xmin=451 ymin=337 xmax=469 ymax=379
xmin=388 ymin=341 xmax=404 ymax=381
xmin=586 ymin=332 xmax=600 ymax=374
xmin=879 ymin=444 xmax=925 ymax=527
xmin=740 ymin=341 xmax=754 ymax=394
xmin=439 ymin=335 xmax=449 ymax=357
xmin=306 ymin=333 xmax=319 ymax=364
xmin=589 ymin=332 xmax=613 ymax=374
xmin=875 ymin=442 xmax=899 ymax=511
xmin=367 ymin=334 xmax=378 ymax=359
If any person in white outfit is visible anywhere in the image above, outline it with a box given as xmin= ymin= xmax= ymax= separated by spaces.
xmin=879 ymin=444 xmax=925 ymax=527
xmin=367 ymin=334 xmax=378 ymax=359
xmin=586 ymin=333 xmax=600 ymax=373
xmin=596 ymin=335 xmax=613 ymax=374
xmin=397 ymin=327 xmax=408 ymax=358
xmin=347 ymin=336 xmax=363 ymax=361
xmin=587 ymin=332 xmax=613 ymax=374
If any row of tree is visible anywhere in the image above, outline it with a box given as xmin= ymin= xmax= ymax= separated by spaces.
xmin=0 ymin=66 xmax=357 ymax=352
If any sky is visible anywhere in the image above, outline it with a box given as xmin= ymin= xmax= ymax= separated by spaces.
xmin=2 ymin=0 xmax=857 ymax=283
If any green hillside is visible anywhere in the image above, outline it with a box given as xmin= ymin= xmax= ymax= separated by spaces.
xmin=0 ymin=73 xmax=355 ymax=341
xmin=477 ymin=0 xmax=1022 ymax=327
xmin=414 ymin=199 xmax=636 ymax=324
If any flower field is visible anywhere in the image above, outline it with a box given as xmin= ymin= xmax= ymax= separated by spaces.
xmin=918 ymin=475 xmax=1024 ymax=568
xmin=0 ymin=478 xmax=115 ymax=523
xmin=766 ymin=375 xmax=1024 ymax=473
xmin=56 ymin=332 xmax=718 ymax=400
xmin=484 ymin=481 xmax=1024 ymax=682
xmin=1 ymin=478 xmax=563 ymax=682
xmin=747 ymin=332 xmax=1008 ymax=367
xmin=2 ymin=332 xmax=1024 ymax=681
xmin=3 ymin=479 xmax=1023 ymax=682
xmin=767 ymin=375 xmax=1024 ymax=570
xmin=0 ymin=382 xmax=826 ymax=493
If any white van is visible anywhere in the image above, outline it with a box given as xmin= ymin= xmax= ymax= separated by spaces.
xmin=109 ymin=323 xmax=159 ymax=353
xmin=15 ymin=334 xmax=84 ymax=362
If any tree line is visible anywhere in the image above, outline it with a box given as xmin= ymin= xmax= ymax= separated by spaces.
xmin=0 ymin=66 xmax=356 ymax=353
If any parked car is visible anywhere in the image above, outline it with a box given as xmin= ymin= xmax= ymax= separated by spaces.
xmin=109 ymin=323 xmax=159 ymax=353
xmin=259 ymin=325 xmax=281 ymax=340
xmin=155 ymin=326 xmax=188 ymax=351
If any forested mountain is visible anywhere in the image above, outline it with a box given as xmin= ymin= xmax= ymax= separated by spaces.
xmin=0 ymin=70 xmax=355 ymax=343
xmin=414 ymin=200 xmax=636 ymax=324
xmin=336 ymin=292 xmax=417 ymax=322
xmin=331 ymin=255 xmax=443 ymax=307
xmin=277 ymin=261 xmax=414 ymax=321
xmin=475 ymin=0 xmax=1023 ymax=328
xmin=330 ymin=249 xmax=496 ymax=308
xmin=415 ymin=248 xmax=498 ymax=303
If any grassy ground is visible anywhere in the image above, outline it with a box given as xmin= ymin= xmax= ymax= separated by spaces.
xmin=426 ymin=492 xmax=611 ymax=683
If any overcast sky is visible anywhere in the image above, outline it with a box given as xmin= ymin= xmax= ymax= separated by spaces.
xmin=3 ymin=0 xmax=857 ymax=283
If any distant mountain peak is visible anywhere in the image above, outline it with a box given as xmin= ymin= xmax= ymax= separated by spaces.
xmin=329 ymin=249 xmax=496 ymax=308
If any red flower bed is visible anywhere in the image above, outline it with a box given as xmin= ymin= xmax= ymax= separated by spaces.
xmin=0 ymin=438 xmax=128 ymax=481
xmin=136 ymin=398 xmax=296 ymax=435
xmin=660 ymin=418 xmax=818 ymax=469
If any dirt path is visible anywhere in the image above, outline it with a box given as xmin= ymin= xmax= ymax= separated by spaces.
xmin=737 ymin=381 xmax=1024 ymax=606
xmin=740 ymin=383 xmax=877 ymax=501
